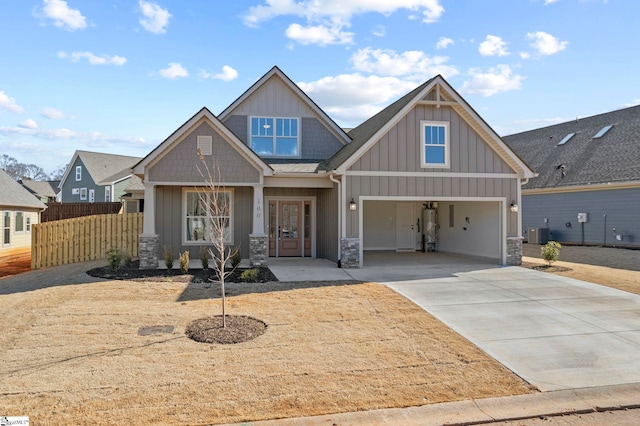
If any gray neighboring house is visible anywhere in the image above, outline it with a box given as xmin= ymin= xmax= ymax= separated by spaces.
xmin=503 ymin=105 xmax=640 ymax=247
xmin=59 ymin=150 xmax=142 ymax=203
xmin=133 ymin=66 xmax=534 ymax=269
xmin=19 ymin=179 xmax=60 ymax=203
xmin=1 ymin=169 xmax=47 ymax=255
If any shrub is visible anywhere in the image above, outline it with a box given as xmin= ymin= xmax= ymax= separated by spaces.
xmin=179 ymin=250 xmax=190 ymax=274
xmin=163 ymin=246 xmax=174 ymax=270
xmin=121 ymin=250 xmax=133 ymax=268
xmin=541 ymin=241 xmax=562 ymax=266
xmin=200 ymin=247 xmax=209 ymax=270
xmin=106 ymin=247 xmax=123 ymax=271
xmin=240 ymin=268 xmax=259 ymax=282
xmin=231 ymin=248 xmax=242 ymax=268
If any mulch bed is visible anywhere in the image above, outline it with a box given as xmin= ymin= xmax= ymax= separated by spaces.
xmin=86 ymin=260 xmax=278 ymax=283
xmin=521 ymin=261 xmax=572 ymax=273
xmin=185 ymin=315 xmax=268 ymax=344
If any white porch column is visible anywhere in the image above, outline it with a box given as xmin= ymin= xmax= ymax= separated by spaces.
xmin=142 ymin=183 xmax=156 ymax=235
xmin=252 ymin=184 xmax=266 ymax=235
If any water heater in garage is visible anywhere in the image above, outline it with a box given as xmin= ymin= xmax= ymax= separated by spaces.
xmin=422 ymin=202 xmax=438 ymax=252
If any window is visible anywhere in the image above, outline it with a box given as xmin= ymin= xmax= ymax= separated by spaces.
xmin=75 ymin=166 xmax=82 ymax=181
xmin=593 ymin=125 xmax=613 ymax=139
xmin=3 ymin=211 xmax=10 ymax=246
xmin=26 ymin=216 xmax=31 ymax=233
xmin=250 ymin=117 xmax=299 ymax=157
xmin=15 ymin=212 xmax=24 ymax=233
xmin=89 ymin=189 xmax=95 ymax=203
xmin=184 ymin=190 xmax=233 ymax=244
xmin=80 ymin=188 xmax=87 ymax=200
xmin=421 ymin=121 xmax=450 ymax=168
xmin=105 ymin=186 xmax=111 ymax=202
xmin=557 ymin=133 xmax=575 ymax=146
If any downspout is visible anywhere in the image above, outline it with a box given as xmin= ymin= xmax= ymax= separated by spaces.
xmin=329 ymin=172 xmax=342 ymax=262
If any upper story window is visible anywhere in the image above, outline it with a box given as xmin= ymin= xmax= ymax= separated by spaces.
xmin=75 ymin=166 xmax=82 ymax=181
xmin=250 ymin=117 xmax=299 ymax=157
xmin=420 ymin=120 xmax=450 ymax=168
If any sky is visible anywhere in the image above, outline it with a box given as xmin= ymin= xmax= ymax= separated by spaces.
xmin=1 ymin=0 xmax=639 ymax=176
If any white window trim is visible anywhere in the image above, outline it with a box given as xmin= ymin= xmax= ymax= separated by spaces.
xmin=15 ymin=211 xmax=25 ymax=234
xmin=197 ymin=135 xmax=213 ymax=156
xmin=89 ymin=189 xmax=95 ymax=203
xmin=2 ymin=211 xmax=10 ymax=247
xmin=249 ymin=116 xmax=301 ymax=159
xmin=182 ymin=188 xmax=234 ymax=246
xmin=420 ymin=120 xmax=450 ymax=169
xmin=26 ymin=215 xmax=31 ymax=234
xmin=75 ymin=166 xmax=82 ymax=181
xmin=80 ymin=187 xmax=87 ymax=200
xmin=105 ymin=186 xmax=111 ymax=202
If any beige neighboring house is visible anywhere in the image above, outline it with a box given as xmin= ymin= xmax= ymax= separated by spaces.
xmin=1 ymin=169 xmax=47 ymax=255
xmin=20 ymin=179 xmax=60 ymax=203
xmin=133 ymin=66 xmax=535 ymax=269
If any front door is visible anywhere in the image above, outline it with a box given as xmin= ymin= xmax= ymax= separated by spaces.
xmin=396 ymin=202 xmax=415 ymax=251
xmin=268 ymin=200 xmax=312 ymax=257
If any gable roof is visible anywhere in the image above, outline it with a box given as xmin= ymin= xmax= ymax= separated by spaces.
xmin=20 ymin=180 xmax=60 ymax=198
xmin=133 ymin=107 xmax=273 ymax=177
xmin=0 ymin=169 xmax=47 ymax=209
xmin=218 ymin=66 xmax=352 ymax=146
xmin=326 ymin=75 xmax=535 ymax=178
xmin=503 ymin=105 xmax=640 ymax=190
xmin=60 ymin=150 xmax=141 ymax=188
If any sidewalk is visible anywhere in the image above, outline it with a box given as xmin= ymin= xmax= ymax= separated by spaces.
xmin=231 ymin=383 xmax=640 ymax=426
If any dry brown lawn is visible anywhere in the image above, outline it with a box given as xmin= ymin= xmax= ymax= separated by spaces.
xmin=0 ymin=267 xmax=534 ymax=425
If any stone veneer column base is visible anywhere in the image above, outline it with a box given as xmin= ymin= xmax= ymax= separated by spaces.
xmin=506 ymin=236 xmax=524 ymax=266
xmin=249 ymin=234 xmax=268 ymax=267
xmin=340 ymin=237 xmax=361 ymax=269
xmin=139 ymin=234 xmax=159 ymax=269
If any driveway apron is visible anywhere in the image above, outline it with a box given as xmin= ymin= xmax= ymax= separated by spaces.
xmin=377 ymin=266 xmax=640 ymax=391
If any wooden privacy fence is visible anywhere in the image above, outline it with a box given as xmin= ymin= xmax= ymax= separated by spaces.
xmin=32 ymin=213 xmax=144 ymax=269
xmin=41 ymin=202 xmax=123 ymax=222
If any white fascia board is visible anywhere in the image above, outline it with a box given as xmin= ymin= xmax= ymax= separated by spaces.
xmin=58 ymin=151 xmax=81 ymax=189
xmin=523 ymin=180 xmax=640 ymax=195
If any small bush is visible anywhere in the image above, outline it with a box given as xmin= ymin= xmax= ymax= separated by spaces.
xmin=179 ymin=250 xmax=190 ymax=274
xmin=231 ymin=248 xmax=242 ymax=268
xmin=240 ymin=268 xmax=259 ymax=282
xmin=541 ymin=241 xmax=561 ymax=266
xmin=121 ymin=250 xmax=133 ymax=268
xmin=163 ymin=246 xmax=174 ymax=270
xmin=106 ymin=247 xmax=123 ymax=271
xmin=200 ymin=247 xmax=209 ymax=269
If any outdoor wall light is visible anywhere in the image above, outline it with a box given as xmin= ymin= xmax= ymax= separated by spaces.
xmin=349 ymin=198 xmax=357 ymax=211
xmin=510 ymin=201 xmax=519 ymax=213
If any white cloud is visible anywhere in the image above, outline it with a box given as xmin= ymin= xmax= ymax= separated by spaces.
xmin=138 ymin=0 xmax=171 ymax=34
xmin=526 ymin=31 xmax=568 ymax=55
xmin=372 ymin=25 xmax=386 ymax=37
xmin=0 ymin=91 xmax=24 ymax=113
xmin=0 ymin=125 xmax=149 ymax=147
xmin=298 ymin=73 xmax=418 ymax=126
xmin=242 ymin=1 xmax=444 ymax=45
xmin=285 ymin=22 xmax=354 ymax=45
xmin=436 ymin=37 xmax=454 ymax=49
xmin=37 ymin=0 xmax=87 ymax=31
xmin=57 ymin=51 xmax=127 ymax=66
xmin=351 ymin=47 xmax=459 ymax=79
xmin=478 ymin=35 xmax=509 ymax=57
xmin=623 ymin=99 xmax=640 ymax=107
xmin=519 ymin=51 xmax=531 ymax=59
xmin=544 ymin=0 xmax=559 ymax=4
xmin=199 ymin=65 xmax=239 ymax=82
xmin=41 ymin=107 xmax=70 ymax=119
xmin=460 ymin=65 xmax=524 ymax=97
xmin=158 ymin=63 xmax=188 ymax=79
xmin=19 ymin=119 xmax=38 ymax=129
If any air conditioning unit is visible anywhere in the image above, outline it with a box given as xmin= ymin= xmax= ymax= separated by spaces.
xmin=528 ymin=228 xmax=549 ymax=244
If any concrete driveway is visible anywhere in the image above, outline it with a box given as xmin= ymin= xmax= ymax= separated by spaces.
xmin=378 ymin=266 xmax=640 ymax=391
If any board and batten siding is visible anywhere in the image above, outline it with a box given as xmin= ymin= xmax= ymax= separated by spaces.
xmin=522 ymin=188 xmax=640 ymax=247
xmin=155 ymin=185 xmax=253 ymax=259
xmin=229 ymin=75 xmax=316 ymax=118
xmin=148 ymin=121 xmax=260 ymax=184
xmin=348 ymin=105 xmax=514 ymax=174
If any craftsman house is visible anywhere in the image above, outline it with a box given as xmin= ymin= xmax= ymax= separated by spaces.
xmin=133 ymin=66 xmax=535 ymax=269
xmin=503 ymin=105 xmax=640 ymax=247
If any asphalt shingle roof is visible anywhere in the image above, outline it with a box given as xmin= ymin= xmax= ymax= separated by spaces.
xmin=503 ymin=105 xmax=640 ymax=190
xmin=0 ymin=169 xmax=47 ymax=209
xmin=20 ymin=180 xmax=60 ymax=198
xmin=76 ymin=151 xmax=141 ymax=184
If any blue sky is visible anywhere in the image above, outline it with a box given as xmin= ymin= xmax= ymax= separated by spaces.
xmin=1 ymin=0 xmax=638 ymax=175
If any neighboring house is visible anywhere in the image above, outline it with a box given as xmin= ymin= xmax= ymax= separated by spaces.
xmin=59 ymin=151 xmax=142 ymax=203
xmin=19 ymin=179 xmax=60 ymax=203
xmin=133 ymin=66 xmax=534 ymax=269
xmin=0 ymin=169 xmax=46 ymax=255
xmin=121 ymin=175 xmax=145 ymax=213
xmin=503 ymin=105 xmax=640 ymax=247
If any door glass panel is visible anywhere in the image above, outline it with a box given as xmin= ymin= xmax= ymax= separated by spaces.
xmin=304 ymin=203 xmax=310 ymax=239
xmin=268 ymin=202 xmax=276 ymax=239
xmin=281 ymin=204 xmax=298 ymax=239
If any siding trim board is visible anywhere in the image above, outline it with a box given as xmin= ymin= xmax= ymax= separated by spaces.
xmin=346 ymin=171 xmax=519 ymax=179
xmin=523 ymin=180 xmax=640 ymax=195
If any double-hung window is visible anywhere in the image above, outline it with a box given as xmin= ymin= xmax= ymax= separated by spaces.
xmin=75 ymin=166 xmax=82 ymax=181
xmin=15 ymin=212 xmax=24 ymax=233
xmin=420 ymin=121 xmax=450 ymax=168
xmin=80 ymin=188 xmax=87 ymax=200
xmin=250 ymin=117 xmax=299 ymax=157
xmin=184 ymin=190 xmax=233 ymax=244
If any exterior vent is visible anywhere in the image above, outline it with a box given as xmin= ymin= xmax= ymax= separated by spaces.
xmin=557 ymin=133 xmax=575 ymax=146
xmin=593 ymin=125 xmax=613 ymax=139
xmin=197 ymin=135 xmax=213 ymax=156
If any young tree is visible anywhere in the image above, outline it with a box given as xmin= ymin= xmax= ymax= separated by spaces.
xmin=195 ymin=149 xmax=239 ymax=328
